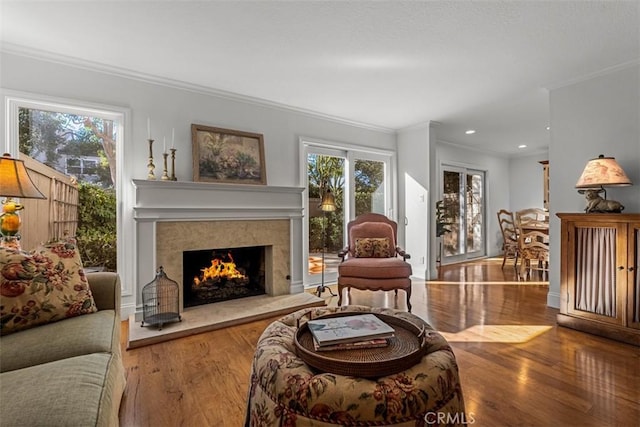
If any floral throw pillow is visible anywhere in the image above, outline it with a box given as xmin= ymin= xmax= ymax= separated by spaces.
xmin=354 ymin=237 xmax=392 ymax=258
xmin=0 ymin=238 xmax=97 ymax=336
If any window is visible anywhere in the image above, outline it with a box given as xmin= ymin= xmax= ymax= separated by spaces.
xmin=5 ymin=94 xmax=124 ymax=272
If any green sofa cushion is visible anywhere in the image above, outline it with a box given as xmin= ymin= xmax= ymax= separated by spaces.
xmin=0 ymin=309 xmax=118 ymax=373
xmin=0 ymin=353 xmax=125 ymax=427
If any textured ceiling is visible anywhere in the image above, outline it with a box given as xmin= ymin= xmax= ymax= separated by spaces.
xmin=1 ymin=1 xmax=638 ymax=155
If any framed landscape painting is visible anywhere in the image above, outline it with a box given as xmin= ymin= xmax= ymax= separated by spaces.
xmin=191 ymin=124 xmax=266 ymax=185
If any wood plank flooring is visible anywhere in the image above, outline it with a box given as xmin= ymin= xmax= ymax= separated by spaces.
xmin=118 ymin=258 xmax=640 ymax=426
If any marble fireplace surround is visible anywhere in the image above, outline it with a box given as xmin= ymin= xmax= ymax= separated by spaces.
xmin=156 ymin=218 xmax=290 ymax=309
xmin=130 ymin=180 xmax=324 ymax=347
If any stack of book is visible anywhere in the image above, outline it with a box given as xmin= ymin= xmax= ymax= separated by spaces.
xmin=307 ymin=313 xmax=395 ymax=352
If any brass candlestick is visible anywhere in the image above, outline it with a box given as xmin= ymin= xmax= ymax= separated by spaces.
xmin=161 ymin=152 xmax=170 ymax=181
xmin=147 ymin=139 xmax=156 ymax=180
xmin=170 ymin=148 xmax=177 ymax=181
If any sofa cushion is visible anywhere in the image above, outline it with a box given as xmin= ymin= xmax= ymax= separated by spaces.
xmin=0 ymin=309 xmax=118 ymax=373
xmin=338 ymin=256 xmax=412 ymax=279
xmin=354 ymin=237 xmax=392 ymax=258
xmin=0 ymin=353 xmax=126 ymax=427
xmin=0 ymin=238 xmax=97 ymax=336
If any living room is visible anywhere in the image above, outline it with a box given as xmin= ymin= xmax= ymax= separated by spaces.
xmin=1 ymin=1 xmax=639 ymax=426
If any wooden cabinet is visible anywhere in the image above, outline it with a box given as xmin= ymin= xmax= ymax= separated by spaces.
xmin=557 ymin=213 xmax=639 ymax=346
xmin=539 ymin=160 xmax=549 ymax=210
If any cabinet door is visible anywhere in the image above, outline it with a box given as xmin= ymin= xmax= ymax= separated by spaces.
xmin=566 ymin=222 xmax=627 ymax=326
xmin=628 ymin=222 xmax=640 ymax=330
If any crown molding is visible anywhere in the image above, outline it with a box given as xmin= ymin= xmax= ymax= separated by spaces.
xmin=0 ymin=42 xmax=395 ymax=135
xmin=545 ymin=58 xmax=640 ymax=91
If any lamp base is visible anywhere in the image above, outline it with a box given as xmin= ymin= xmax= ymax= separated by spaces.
xmin=0 ymin=235 xmax=21 ymax=251
xmin=578 ymin=188 xmax=625 ymax=213
xmin=316 ymin=284 xmax=337 ymax=297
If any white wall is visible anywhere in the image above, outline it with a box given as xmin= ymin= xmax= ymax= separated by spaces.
xmin=508 ymin=152 xmax=549 ymax=212
xmin=548 ymin=63 xmax=640 ymax=308
xmin=0 ymin=52 xmax=398 ymax=317
xmin=397 ymin=124 xmax=431 ymax=279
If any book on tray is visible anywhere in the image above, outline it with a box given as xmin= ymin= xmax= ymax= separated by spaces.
xmin=307 ymin=313 xmax=395 ymax=348
xmin=312 ymin=337 xmax=389 ymax=352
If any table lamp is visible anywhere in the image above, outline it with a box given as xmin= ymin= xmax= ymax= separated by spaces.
xmin=575 ymin=154 xmax=632 ymax=213
xmin=316 ymin=188 xmax=336 ymax=297
xmin=0 ymin=153 xmax=46 ymax=249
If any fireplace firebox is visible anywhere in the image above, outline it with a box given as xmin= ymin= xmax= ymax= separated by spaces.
xmin=182 ymin=246 xmax=266 ymax=308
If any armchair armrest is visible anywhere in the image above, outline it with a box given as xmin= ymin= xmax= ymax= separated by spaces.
xmin=338 ymin=246 xmax=350 ymax=261
xmin=396 ymin=247 xmax=411 ymax=261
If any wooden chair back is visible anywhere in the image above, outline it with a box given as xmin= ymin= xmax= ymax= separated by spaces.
xmin=497 ymin=209 xmax=519 ymax=269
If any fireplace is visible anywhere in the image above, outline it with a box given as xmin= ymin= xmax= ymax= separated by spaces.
xmin=131 ymin=179 xmax=306 ymax=320
xmin=183 ymin=246 xmax=266 ymax=308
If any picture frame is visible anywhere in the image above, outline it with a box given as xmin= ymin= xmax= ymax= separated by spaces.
xmin=191 ymin=124 xmax=266 ymax=185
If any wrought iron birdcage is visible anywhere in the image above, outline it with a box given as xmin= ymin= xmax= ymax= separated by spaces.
xmin=141 ymin=266 xmax=181 ymax=330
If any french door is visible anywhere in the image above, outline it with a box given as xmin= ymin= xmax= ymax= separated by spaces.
xmin=440 ymin=165 xmax=486 ymax=264
xmin=302 ymin=140 xmax=393 ymax=287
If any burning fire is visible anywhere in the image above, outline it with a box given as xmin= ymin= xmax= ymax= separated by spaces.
xmin=193 ymin=252 xmax=247 ymax=287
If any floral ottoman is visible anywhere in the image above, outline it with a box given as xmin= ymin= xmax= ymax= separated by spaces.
xmin=246 ymin=305 xmax=466 ymax=426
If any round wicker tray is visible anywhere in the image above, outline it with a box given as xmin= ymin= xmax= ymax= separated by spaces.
xmin=294 ymin=312 xmax=427 ymax=378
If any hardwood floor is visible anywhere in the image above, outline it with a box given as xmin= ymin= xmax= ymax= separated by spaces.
xmin=118 ymin=258 xmax=639 ymax=426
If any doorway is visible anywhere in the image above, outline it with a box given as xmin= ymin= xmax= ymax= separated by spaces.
xmin=440 ymin=165 xmax=486 ymax=264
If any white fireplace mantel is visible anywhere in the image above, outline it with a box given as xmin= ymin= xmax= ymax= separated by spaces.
xmin=132 ymin=179 xmax=305 ymax=220
xmin=131 ymin=179 xmax=306 ymax=317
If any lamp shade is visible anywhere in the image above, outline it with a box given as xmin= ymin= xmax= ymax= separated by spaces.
xmin=575 ymin=155 xmax=632 ymax=189
xmin=0 ymin=153 xmax=46 ymax=199
xmin=320 ymin=188 xmax=336 ymax=212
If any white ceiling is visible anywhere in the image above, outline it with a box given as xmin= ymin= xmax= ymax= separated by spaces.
xmin=1 ymin=1 xmax=638 ymax=155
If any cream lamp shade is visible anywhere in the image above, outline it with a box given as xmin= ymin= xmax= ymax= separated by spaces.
xmin=0 ymin=153 xmax=47 ymax=199
xmin=320 ymin=188 xmax=336 ymax=212
xmin=575 ymin=154 xmax=632 ymax=189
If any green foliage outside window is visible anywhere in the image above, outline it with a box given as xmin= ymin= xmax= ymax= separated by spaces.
xmin=76 ymin=183 xmax=117 ymax=271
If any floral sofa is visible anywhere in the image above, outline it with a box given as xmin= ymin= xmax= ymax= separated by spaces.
xmin=246 ymin=305 xmax=466 ymax=426
xmin=0 ymin=240 xmax=126 ymax=426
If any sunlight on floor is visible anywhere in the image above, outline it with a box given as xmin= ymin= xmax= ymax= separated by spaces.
xmin=439 ymin=324 xmax=553 ymax=343
xmin=427 ymin=280 xmax=548 ymax=285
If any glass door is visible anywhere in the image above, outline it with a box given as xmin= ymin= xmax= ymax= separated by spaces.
xmin=306 ymin=149 xmax=346 ymax=287
xmin=440 ymin=165 xmax=486 ymax=264
xmin=302 ymin=140 xmax=394 ymax=288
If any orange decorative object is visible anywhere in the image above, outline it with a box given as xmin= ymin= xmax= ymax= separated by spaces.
xmin=1 ymin=202 xmax=24 ymax=236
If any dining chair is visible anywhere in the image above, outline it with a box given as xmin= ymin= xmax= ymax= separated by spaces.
xmin=497 ymin=209 xmax=519 ymax=270
xmin=515 ymin=208 xmax=549 ymax=230
xmin=515 ymin=208 xmax=549 ymax=279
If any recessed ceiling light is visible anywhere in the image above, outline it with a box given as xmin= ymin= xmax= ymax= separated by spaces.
xmin=518 ymin=144 xmax=527 ymax=149
xmin=465 ymin=130 xmax=476 ymax=135
xmin=546 ymin=126 xmax=550 ymax=131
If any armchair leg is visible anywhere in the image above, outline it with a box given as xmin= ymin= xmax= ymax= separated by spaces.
xmin=406 ymin=287 xmax=412 ymax=312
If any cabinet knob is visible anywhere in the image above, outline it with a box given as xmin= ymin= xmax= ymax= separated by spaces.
xmin=629 ymin=267 xmax=635 ymax=272
xmin=617 ymin=266 xmax=624 ymax=271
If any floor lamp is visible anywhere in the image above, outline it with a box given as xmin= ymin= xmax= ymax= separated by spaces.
xmin=316 ymin=188 xmax=336 ymax=297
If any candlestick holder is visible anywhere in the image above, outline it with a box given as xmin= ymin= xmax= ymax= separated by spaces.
xmin=147 ymin=139 xmax=156 ymax=180
xmin=170 ymin=148 xmax=177 ymax=181
xmin=161 ymin=152 xmax=170 ymax=181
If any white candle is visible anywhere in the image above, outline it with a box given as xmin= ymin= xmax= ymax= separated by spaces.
xmin=163 ymin=137 xmax=166 ymax=153
xmin=171 ymin=128 xmax=175 ymax=148
xmin=147 ymin=118 xmax=151 ymax=140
